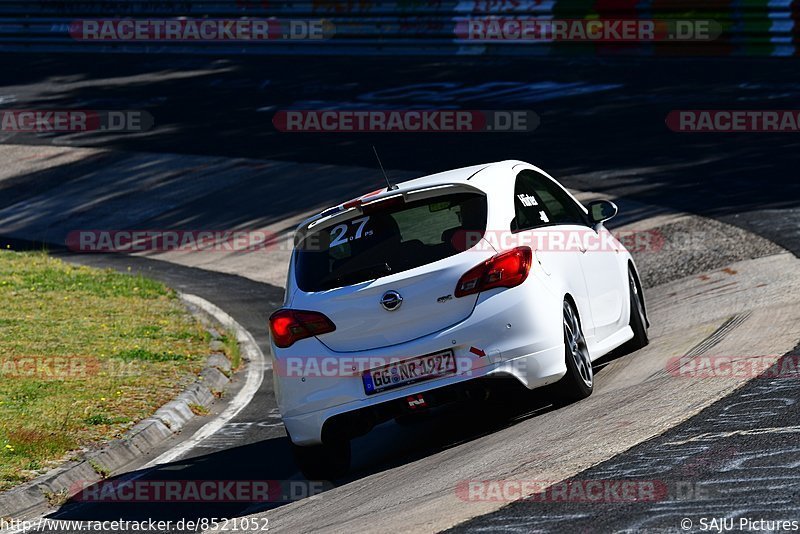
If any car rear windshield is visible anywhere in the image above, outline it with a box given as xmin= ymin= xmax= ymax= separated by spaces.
xmin=294 ymin=192 xmax=487 ymax=292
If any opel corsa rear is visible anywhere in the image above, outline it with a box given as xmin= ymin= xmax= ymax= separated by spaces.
xmin=269 ymin=160 xmax=649 ymax=479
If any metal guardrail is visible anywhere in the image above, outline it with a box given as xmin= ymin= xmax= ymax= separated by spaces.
xmin=0 ymin=1 xmax=796 ymax=56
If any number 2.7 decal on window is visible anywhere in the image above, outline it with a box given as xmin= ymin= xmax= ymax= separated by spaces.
xmin=329 ymin=216 xmax=372 ymax=248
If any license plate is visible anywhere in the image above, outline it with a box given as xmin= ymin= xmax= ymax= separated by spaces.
xmin=362 ymin=350 xmax=456 ymax=395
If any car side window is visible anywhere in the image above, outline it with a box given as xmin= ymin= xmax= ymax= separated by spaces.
xmin=512 ymin=170 xmax=586 ymax=231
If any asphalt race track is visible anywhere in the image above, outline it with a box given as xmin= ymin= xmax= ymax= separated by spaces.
xmin=1 ymin=54 xmax=798 ymax=253
xmin=0 ymin=52 xmax=799 ymax=534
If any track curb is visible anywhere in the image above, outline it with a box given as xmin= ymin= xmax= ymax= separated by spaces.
xmin=0 ymin=292 xmax=259 ymax=522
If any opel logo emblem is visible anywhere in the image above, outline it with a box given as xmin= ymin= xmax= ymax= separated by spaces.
xmin=380 ymin=290 xmax=403 ymax=311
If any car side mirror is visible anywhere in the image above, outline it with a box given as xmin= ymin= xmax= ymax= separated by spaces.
xmin=587 ymin=200 xmax=618 ymax=224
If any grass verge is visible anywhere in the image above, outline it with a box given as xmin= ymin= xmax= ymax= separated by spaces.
xmin=221 ymin=333 xmax=241 ymax=370
xmin=0 ymin=250 xmax=211 ymax=492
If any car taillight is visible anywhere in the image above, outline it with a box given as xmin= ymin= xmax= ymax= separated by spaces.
xmin=269 ymin=309 xmax=336 ymax=348
xmin=455 ymin=246 xmax=532 ymax=298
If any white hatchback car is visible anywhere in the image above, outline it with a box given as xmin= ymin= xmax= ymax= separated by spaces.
xmin=270 ymin=160 xmax=649 ymax=479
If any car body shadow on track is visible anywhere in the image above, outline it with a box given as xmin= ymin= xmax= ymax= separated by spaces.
xmin=50 ymin=346 xmax=644 ymax=527
xmin=51 ymin=438 xmax=298 ymax=522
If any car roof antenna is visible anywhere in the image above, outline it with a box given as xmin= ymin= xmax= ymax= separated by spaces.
xmin=372 ymin=145 xmax=399 ymax=191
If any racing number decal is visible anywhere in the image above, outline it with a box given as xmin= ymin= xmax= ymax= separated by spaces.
xmin=329 ymin=216 xmax=372 ymax=248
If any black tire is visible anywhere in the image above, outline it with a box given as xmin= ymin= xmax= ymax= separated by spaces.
xmin=555 ymin=300 xmax=593 ymax=404
xmin=620 ymin=267 xmax=649 ymax=352
xmin=291 ymin=438 xmax=351 ymax=480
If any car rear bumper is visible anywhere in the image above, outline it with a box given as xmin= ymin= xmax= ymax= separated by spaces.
xmin=282 ymin=343 xmax=565 ymax=445
xmin=274 ymin=277 xmax=567 ymax=445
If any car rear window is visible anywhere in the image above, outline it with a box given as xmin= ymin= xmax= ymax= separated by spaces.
xmin=294 ymin=192 xmax=487 ymax=292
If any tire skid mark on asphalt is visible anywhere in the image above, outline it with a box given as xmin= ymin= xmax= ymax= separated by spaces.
xmin=656 ymin=267 xmax=746 ymax=303
xmin=251 ymin=254 xmax=800 ymax=533
xmin=454 ymin=380 xmax=800 ymax=532
xmin=463 ymin=360 xmax=800 ymax=533
xmin=0 ymin=145 xmax=795 ymax=532
xmin=684 ymin=312 xmax=751 ymax=358
xmin=682 ymin=281 xmax=739 ymax=298
xmin=656 ymin=312 xmax=751 ymax=380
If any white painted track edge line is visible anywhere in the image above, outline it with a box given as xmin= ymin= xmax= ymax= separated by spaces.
xmin=5 ymin=293 xmax=267 ymax=533
xmin=143 ymin=293 xmax=267 ymax=467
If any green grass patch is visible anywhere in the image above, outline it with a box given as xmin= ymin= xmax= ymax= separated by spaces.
xmin=221 ymin=334 xmax=241 ymax=370
xmin=114 ymin=348 xmax=190 ymax=362
xmin=88 ymin=459 xmax=111 ymax=478
xmin=0 ymin=250 xmax=209 ymax=491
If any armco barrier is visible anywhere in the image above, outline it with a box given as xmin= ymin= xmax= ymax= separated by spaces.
xmin=0 ymin=1 xmax=797 ymax=56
